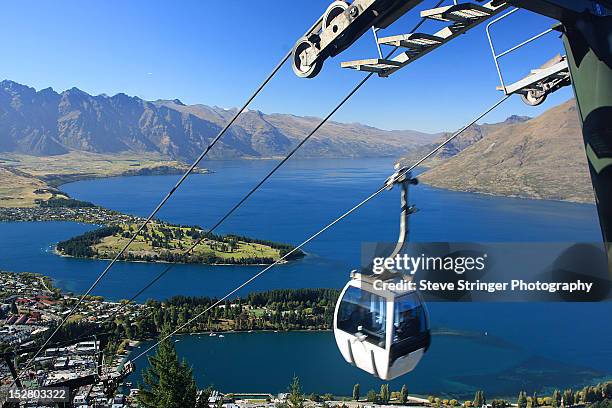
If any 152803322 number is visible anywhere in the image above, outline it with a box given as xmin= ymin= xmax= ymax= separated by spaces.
xmin=6 ymin=387 xmax=69 ymax=402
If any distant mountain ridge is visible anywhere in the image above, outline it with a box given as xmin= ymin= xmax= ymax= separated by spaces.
xmin=1 ymin=80 xmax=591 ymax=203
xmin=0 ymin=80 xmax=439 ymax=160
xmin=419 ymin=99 xmax=593 ymax=203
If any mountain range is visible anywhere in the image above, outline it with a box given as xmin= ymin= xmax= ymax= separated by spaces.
xmin=0 ymin=79 xmax=592 ymax=203
xmin=0 ymin=80 xmax=438 ymax=160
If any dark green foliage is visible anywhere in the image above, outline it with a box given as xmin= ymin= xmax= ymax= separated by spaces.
xmin=380 ymin=384 xmax=390 ymax=404
xmin=353 ymin=384 xmax=360 ymax=401
xmin=400 ymin=384 xmax=408 ymax=404
xmin=518 ymin=391 xmax=528 ymax=408
xmin=99 ymin=289 xmax=339 ymax=342
xmin=563 ymin=390 xmax=574 ymax=407
xmin=532 ymin=392 xmax=539 ymax=408
xmin=577 ymin=381 xmax=612 ymax=405
xmin=553 ymin=390 xmax=561 ymax=408
xmin=56 ymin=226 xmax=121 ymax=257
xmin=138 ymin=327 xmax=198 ymax=408
xmin=492 ymin=400 xmax=509 ymax=408
xmin=276 ymin=377 xmax=305 ymax=408
xmin=56 ymin=223 xmax=304 ymax=264
xmin=474 ymin=391 xmax=485 ymax=408
xmin=54 ymin=320 xmax=99 ymax=343
xmin=366 ymin=390 xmax=378 ymax=403
xmin=38 ymin=197 xmax=97 ymax=208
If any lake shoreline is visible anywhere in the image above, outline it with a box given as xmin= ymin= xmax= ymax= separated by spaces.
xmin=0 ymin=157 xmax=607 ymax=400
xmin=52 ymin=247 xmax=291 ymax=267
xmin=126 ymin=330 xmax=612 ymax=400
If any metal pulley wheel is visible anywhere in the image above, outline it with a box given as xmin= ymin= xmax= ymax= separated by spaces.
xmin=292 ymin=37 xmax=323 ymax=78
xmin=322 ymin=0 xmax=350 ymax=31
xmin=521 ymin=89 xmax=547 ymax=106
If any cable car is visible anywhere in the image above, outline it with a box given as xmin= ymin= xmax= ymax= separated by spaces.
xmin=333 ymin=168 xmax=430 ymax=380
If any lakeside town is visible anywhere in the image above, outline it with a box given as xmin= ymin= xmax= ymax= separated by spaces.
xmin=0 ymin=271 xmax=144 ymax=406
xmin=0 ymin=270 xmax=610 ymax=408
xmin=0 ymin=201 xmax=142 ymax=225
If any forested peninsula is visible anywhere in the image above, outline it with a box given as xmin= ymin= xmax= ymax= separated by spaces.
xmin=56 ymin=221 xmax=304 ymax=265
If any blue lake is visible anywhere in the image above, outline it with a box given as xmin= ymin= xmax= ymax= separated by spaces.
xmin=0 ymin=158 xmax=609 ymax=396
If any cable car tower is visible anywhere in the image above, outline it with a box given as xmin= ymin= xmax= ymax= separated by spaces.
xmin=293 ymin=0 xmax=612 ymax=378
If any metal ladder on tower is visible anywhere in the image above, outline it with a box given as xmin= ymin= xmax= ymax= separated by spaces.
xmin=486 ymin=7 xmax=571 ymax=105
xmin=341 ymin=1 xmax=509 ymax=76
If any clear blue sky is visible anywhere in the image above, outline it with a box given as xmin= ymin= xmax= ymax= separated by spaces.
xmin=0 ymin=0 xmax=573 ymax=133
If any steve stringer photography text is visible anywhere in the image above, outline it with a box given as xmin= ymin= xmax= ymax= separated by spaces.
xmin=373 ymin=279 xmax=594 ymax=294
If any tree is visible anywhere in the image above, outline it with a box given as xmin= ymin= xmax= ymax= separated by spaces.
xmin=196 ymin=386 xmax=213 ymax=408
xmin=492 ymin=400 xmax=507 ymax=408
xmin=309 ymin=393 xmax=321 ymax=403
xmin=288 ymin=376 xmax=305 ymax=408
xmin=138 ymin=327 xmax=198 ymax=408
xmin=380 ymin=384 xmax=390 ymax=404
xmin=553 ymin=390 xmax=562 ymax=408
xmin=400 ymin=385 xmax=409 ymax=404
xmin=563 ymin=390 xmax=574 ymax=407
xmin=474 ymin=391 xmax=485 ymax=408
xmin=528 ymin=397 xmax=536 ymax=408
xmin=584 ymin=387 xmax=598 ymax=403
xmin=518 ymin=392 xmax=528 ymax=408
xmin=604 ymin=381 xmax=612 ymax=399
xmin=367 ymin=390 xmax=378 ymax=403
xmin=353 ymin=384 xmax=361 ymax=401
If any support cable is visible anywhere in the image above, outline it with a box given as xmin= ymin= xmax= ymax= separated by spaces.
xmin=14 ymin=0 xmax=447 ymax=376
xmin=14 ymin=48 xmax=294 ymax=383
xmin=66 ymin=2 xmax=449 ymax=355
xmin=131 ymin=94 xmax=511 ymax=363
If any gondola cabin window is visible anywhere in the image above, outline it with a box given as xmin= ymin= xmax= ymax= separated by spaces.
xmin=337 ymin=286 xmax=387 ymax=348
xmin=393 ymin=293 xmax=428 ymax=343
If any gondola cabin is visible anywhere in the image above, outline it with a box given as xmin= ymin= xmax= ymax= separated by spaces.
xmin=333 ymin=272 xmax=430 ymax=380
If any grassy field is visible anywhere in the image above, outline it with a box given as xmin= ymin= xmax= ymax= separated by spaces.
xmin=92 ymin=222 xmax=282 ymax=263
xmin=0 ymin=166 xmax=68 ymax=208
xmin=0 ymin=152 xmax=207 ymax=208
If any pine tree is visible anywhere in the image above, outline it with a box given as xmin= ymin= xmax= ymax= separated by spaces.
xmin=553 ymin=390 xmax=562 ymax=408
xmin=518 ymin=392 xmax=528 ymax=408
xmin=400 ymin=385 xmax=409 ymax=404
xmin=380 ymin=384 xmax=390 ymax=404
xmin=353 ymin=384 xmax=361 ymax=401
xmin=288 ymin=376 xmax=305 ymax=408
xmin=474 ymin=391 xmax=484 ymax=408
xmin=138 ymin=328 xmax=198 ymax=408
xmin=563 ymin=389 xmax=574 ymax=407
xmin=196 ymin=386 xmax=213 ymax=408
